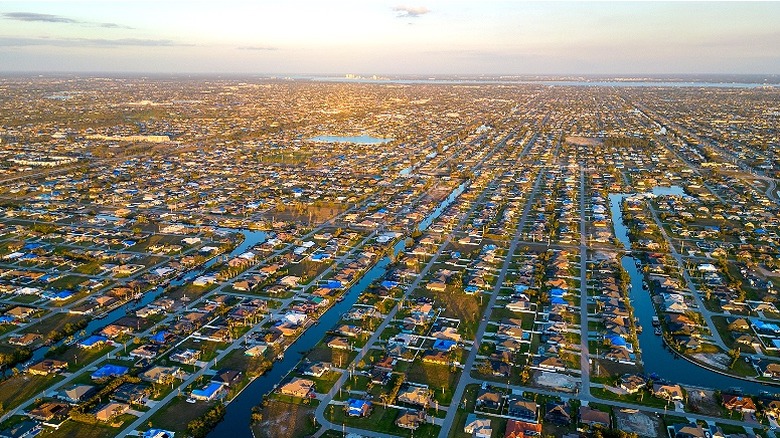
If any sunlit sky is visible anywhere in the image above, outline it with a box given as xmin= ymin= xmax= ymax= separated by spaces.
xmin=1 ymin=1 xmax=778 ymax=75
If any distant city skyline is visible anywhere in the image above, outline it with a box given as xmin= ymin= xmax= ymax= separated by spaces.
xmin=1 ymin=1 xmax=778 ymax=75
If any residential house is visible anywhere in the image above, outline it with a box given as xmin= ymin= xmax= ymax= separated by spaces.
xmin=279 ymin=378 xmax=315 ymax=398
xmin=464 ymin=414 xmax=492 ymax=438
xmin=507 ymin=396 xmax=537 ymax=422
xmin=397 ymin=386 xmax=432 ymax=408
xmin=579 ymin=406 xmax=610 ymax=428
xmin=396 ymin=410 xmax=426 ymax=430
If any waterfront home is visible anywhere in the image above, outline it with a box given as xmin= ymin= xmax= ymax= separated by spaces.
xmin=722 ymin=394 xmax=757 ymax=413
xmin=279 ymin=378 xmax=315 ymax=398
xmin=191 ymin=382 xmax=225 ymax=401
xmin=78 ymin=335 xmax=108 ymax=349
xmin=653 ymin=383 xmax=684 ymax=401
xmin=27 ymin=359 xmax=68 ymax=376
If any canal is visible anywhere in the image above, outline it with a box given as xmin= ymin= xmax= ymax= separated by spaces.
xmin=609 ymin=190 xmax=777 ymax=394
xmin=209 ymin=181 xmax=467 ymax=437
xmin=27 ymin=229 xmax=267 ymax=364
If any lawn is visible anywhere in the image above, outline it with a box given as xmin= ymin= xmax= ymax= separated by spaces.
xmin=0 ymin=374 xmax=63 ymax=414
xmin=19 ymin=312 xmax=85 ymax=340
xmin=405 ymin=362 xmax=460 ymax=405
xmin=45 ymin=417 xmax=120 ymax=438
xmin=147 ymin=396 xmax=217 ymax=434
xmin=327 ymin=403 xmax=440 ymax=438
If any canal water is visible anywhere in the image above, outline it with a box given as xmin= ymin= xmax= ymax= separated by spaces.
xmin=609 ymin=191 xmax=777 ymax=394
xmin=207 ymin=254 xmax=393 ymax=438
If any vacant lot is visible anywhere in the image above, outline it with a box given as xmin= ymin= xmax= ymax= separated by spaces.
xmin=253 ymin=400 xmax=316 ymax=438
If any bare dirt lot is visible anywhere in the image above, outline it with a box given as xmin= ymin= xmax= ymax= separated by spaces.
xmin=615 ymin=408 xmax=663 ymax=437
xmin=687 ymin=388 xmax=723 ymax=416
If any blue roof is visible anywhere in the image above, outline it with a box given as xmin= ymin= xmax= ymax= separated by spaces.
xmin=380 ymin=281 xmax=398 ymax=289
xmin=192 ymin=382 xmax=223 ymax=399
xmin=514 ymin=285 xmax=529 ymax=293
xmin=551 ymin=297 xmax=567 ymax=305
xmin=606 ymin=335 xmax=627 ymax=347
xmin=433 ymin=339 xmax=456 ymax=351
xmin=54 ymin=290 xmax=73 ymax=299
xmin=79 ymin=335 xmax=108 ymax=347
xmin=91 ymin=364 xmax=128 ymax=379
xmin=347 ymin=399 xmax=371 ymax=415
xmin=549 ymin=288 xmax=565 ymax=297
xmin=325 ymin=280 xmax=342 ymax=289
xmin=23 ymin=242 xmax=42 ymax=250
xmin=0 ymin=316 xmax=15 ymax=324
xmin=150 ymin=332 xmax=168 ymax=343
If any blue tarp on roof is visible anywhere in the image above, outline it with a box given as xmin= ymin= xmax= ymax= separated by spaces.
xmin=551 ymin=296 xmax=567 ymax=305
xmin=0 ymin=316 xmax=15 ymax=324
xmin=347 ymin=399 xmax=371 ymax=416
xmin=325 ymin=280 xmax=342 ymax=289
xmin=23 ymin=243 xmax=42 ymax=250
xmin=549 ymin=288 xmax=565 ymax=297
xmin=79 ymin=335 xmax=107 ymax=348
xmin=91 ymin=364 xmax=128 ymax=379
xmin=464 ymin=285 xmax=479 ymax=294
xmin=192 ymin=382 xmax=223 ymax=400
xmin=150 ymin=332 xmax=168 ymax=343
xmin=380 ymin=281 xmax=398 ymax=289
xmin=53 ymin=290 xmax=73 ymax=300
xmin=433 ymin=339 xmax=456 ymax=351
xmin=514 ymin=285 xmax=529 ymax=293
xmin=606 ymin=335 xmax=627 ymax=347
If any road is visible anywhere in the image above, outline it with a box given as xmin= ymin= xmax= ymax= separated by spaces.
xmin=435 ymin=140 xmax=546 ymax=438
xmin=578 ymin=165 xmax=592 ymax=398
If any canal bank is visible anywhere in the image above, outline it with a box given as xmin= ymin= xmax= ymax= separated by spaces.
xmin=208 ymin=181 xmax=467 ymax=438
xmin=610 ymin=190 xmax=777 ymax=394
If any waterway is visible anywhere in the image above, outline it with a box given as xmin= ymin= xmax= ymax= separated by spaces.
xmin=417 ymin=181 xmax=468 ymax=232
xmin=308 ymin=135 xmax=392 ymax=144
xmin=27 ymin=228 xmax=267 ymax=364
xmin=209 ymin=182 xmax=466 ymax=437
xmin=609 ymin=190 xmax=777 ymax=394
xmin=302 ymin=76 xmax=776 ymax=89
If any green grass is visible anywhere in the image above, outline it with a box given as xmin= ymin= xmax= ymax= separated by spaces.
xmin=43 ymin=418 xmax=120 ymax=438
xmin=0 ymin=374 xmax=64 ymax=415
xmin=147 ymin=396 xmax=217 ymax=434
xmin=405 ymin=362 xmax=460 ymax=405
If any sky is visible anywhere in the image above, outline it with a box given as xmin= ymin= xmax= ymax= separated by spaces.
xmin=0 ymin=1 xmax=778 ymax=75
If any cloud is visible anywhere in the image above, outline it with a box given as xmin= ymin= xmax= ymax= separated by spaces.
xmin=238 ymin=46 xmax=278 ymax=51
xmin=0 ymin=36 xmax=187 ymax=48
xmin=2 ymin=12 xmax=132 ymax=29
xmin=393 ymin=5 xmax=430 ymax=18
